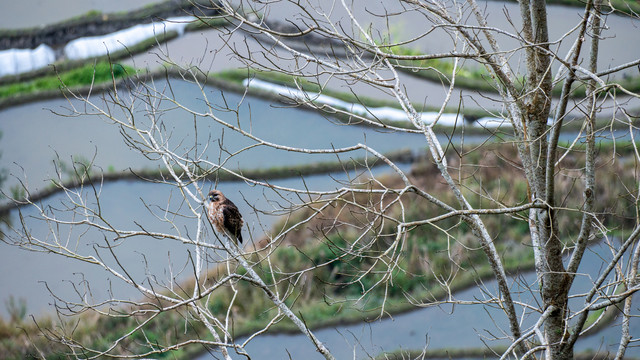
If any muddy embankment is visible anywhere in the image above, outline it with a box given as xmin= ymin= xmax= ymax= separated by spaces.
xmin=0 ymin=0 xmax=218 ymax=51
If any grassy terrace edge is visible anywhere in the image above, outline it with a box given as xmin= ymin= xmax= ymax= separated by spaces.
xmin=3 ymin=64 xmax=637 ymax=137
xmin=0 ymin=149 xmax=417 ymax=215
xmin=161 ymin=67 xmax=640 ymax=133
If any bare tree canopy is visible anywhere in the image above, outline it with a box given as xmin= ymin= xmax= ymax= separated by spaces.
xmin=2 ymin=0 xmax=640 ymax=359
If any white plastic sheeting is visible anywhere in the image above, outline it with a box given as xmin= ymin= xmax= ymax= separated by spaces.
xmin=473 ymin=115 xmax=553 ymax=128
xmin=473 ymin=117 xmax=510 ymax=128
xmin=0 ymin=44 xmax=56 ymax=77
xmin=242 ymin=78 xmax=545 ymax=128
xmin=241 ymin=78 xmax=504 ymax=127
xmin=64 ymin=16 xmax=194 ymax=60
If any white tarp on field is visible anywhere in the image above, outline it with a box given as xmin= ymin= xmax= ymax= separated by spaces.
xmin=473 ymin=115 xmax=552 ymax=128
xmin=474 ymin=117 xmax=510 ymax=128
xmin=64 ymin=16 xmax=194 ymax=60
xmin=242 ymin=78 xmax=476 ymax=127
xmin=0 ymin=44 xmax=56 ymax=77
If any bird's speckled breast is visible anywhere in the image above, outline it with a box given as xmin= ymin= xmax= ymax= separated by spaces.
xmin=207 ymin=205 xmax=225 ymax=232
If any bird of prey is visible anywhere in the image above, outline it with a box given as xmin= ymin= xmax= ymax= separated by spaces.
xmin=205 ymin=189 xmax=244 ymax=244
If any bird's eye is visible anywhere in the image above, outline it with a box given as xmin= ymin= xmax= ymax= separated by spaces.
xmin=209 ymin=195 xmax=214 ymax=202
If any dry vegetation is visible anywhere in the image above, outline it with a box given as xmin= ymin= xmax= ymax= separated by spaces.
xmin=2 ymin=140 xmax=638 ymax=359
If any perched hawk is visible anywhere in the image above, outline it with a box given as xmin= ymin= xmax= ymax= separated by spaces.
xmin=205 ymin=190 xmax=244 ymax=244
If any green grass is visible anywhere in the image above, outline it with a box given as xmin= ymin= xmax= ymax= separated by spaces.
xmin=0 ymin=62 xmax=134 ymax=98
xmin=185 ymin=16 xmax=232 ymax=31
xmin=385 ymin=44 xmax=502 ymax=93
